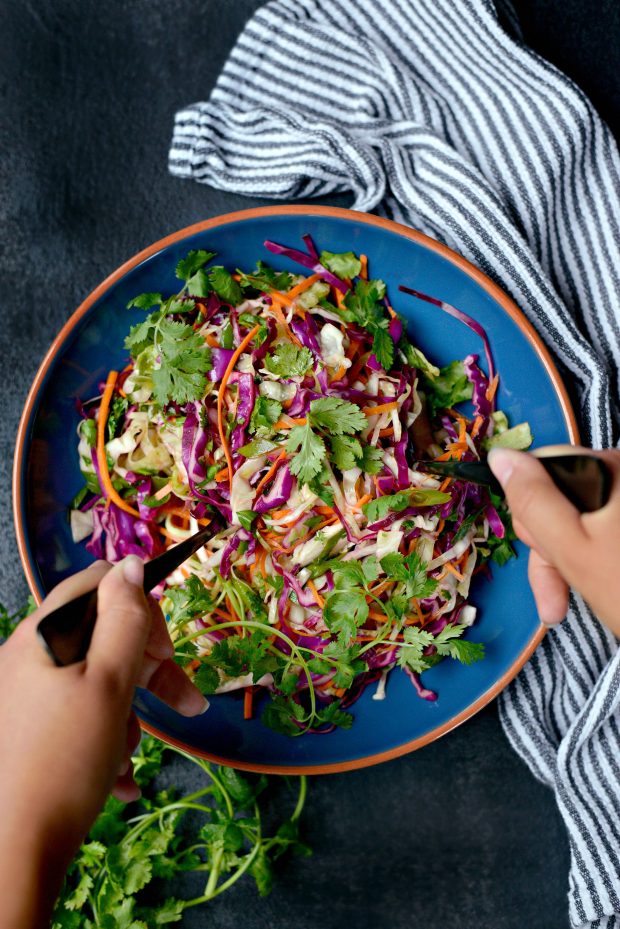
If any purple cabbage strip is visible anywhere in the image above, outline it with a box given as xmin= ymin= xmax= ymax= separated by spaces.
xmin=220 ymin=534 xmax=241 ymax=579
xmin=291 ymin=314 xmax=321 ymax=355
xmin=254 ymin=464 xmax=294 ymax=513
xmin=182 ymin=407 xmax=210 ymax=498
xmin=208 ymin=348 xmax=235 ymax=382
xmin=263 ymin=238 xmax=349 ymax=294
xmin=485 ymin=503 xmax=505 ymax=539
xmin=463 ymin=353 xmax=492 ymax=420
xmin=399 ymin=286 xmax=495 ymax=383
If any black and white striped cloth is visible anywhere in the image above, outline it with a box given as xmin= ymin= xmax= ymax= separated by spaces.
xmin=169 ymin=1 xmax=620 ymax=924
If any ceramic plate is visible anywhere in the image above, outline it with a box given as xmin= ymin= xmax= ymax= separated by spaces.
xmin=13 ymin=206 xmax=577 ymax=773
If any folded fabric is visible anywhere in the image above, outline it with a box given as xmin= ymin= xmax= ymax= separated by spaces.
xmin=169 ymin=1 xmax=620 ymax=924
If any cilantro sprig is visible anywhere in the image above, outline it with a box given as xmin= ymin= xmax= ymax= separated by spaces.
xmin=341 ymin=278 xmax=395 ymax=370
xmin=286 ymin=397 xmax=375 ymax=484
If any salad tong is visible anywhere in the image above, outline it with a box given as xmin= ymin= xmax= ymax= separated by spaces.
xmin=415 ymin=452 xmax=612 ymax=514
xmin=37 ymin=524 xmax=213 ymax=667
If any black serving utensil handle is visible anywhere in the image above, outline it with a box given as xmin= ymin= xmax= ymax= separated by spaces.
xmin=37 ymin=524 xmax=213 ymax=667
xmin=416 ymin=453 xmax=612 ymax=514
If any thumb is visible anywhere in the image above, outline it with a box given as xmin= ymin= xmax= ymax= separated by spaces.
xmin=87 ymin=556 xmax=152 ymax=695
xmin=488 ymin=449 xmax=586 ymax=569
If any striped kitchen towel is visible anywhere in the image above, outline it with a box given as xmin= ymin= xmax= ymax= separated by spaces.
xmin=169 ymin=1 xmax=620 ymax=924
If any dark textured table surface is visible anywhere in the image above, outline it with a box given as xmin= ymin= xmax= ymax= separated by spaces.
xmin=2 ymin=1 xmax=617 ymax=926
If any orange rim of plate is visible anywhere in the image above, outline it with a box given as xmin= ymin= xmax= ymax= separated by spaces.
xmin=12 ymin=205 xmax=579 ymax=775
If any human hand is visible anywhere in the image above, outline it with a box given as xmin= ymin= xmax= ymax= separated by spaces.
xmin=488 ymin=446 xmax=620 ymax=635
xmin=0 ymin=557 xmax=207 ymax=929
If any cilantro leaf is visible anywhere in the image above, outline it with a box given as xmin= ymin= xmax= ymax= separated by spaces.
xmin=250 ymin=397 xmax=282 ymax=435
xmin=359 ymin=444 xmax=383 ymax=475
xmin=424 ymin=360 xmax=473 ymax=415
xmin=380 ymin=551 xmax=438 ymax=599
xmin=151 ymin=318 xmax=212 ymax=405
xmin=238 ymin=437 xmax=279 ymax=458
xmin=264 ymin=343 xmax=313 ymax=378
xmin=208 ymin=266 xmax=243 ymax=305
xmin=308 ymin=640 xmax=367 ymax=688
xmin=319 ymin=250 xmax=361 ymax=279
xmin=308 ymin=397 xmax=366 ymax=435
xmin=286 ymin=424 xmax=326 ymax=484
xmin=371 ymin=324 xmax=394 ymax=371
xmin=398 ymin=338 xmax=440 ymax=378
xmin=432 ymin=623 xmax=485 ymax=664
xmin=237 ymin=261 xmax=295 ymax=294
xmin=323 ymin=589 xmax=369 ymax=645
xmin=125 ymin=311 xmax=160 ymax=355
xmin=186 ymin=268 xmax=211 ymax=297
xmin=107 ymin=395 xmax=129 ymax=440
xmin=330 ymin=434 xmax=362 ymax=471
xmin=126 ymin=293 xmax=162 ymax=310
xmin=397 ymin=626 xmax=435 ymax=674
xmin=363 ymin=487 xmax=450 ymax=523
xmin=175 ymin=249 xmax=216 ymax=281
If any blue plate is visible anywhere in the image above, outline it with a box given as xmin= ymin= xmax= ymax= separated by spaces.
xmin=14 ymin=206 xmax=577 ymax=773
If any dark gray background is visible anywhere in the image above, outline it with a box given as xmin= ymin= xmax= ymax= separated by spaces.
xmin=2 ymin=1 xmax=617 ymax=926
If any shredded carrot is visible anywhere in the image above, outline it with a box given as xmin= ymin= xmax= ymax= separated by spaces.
xmin=196 ymin=517 xmax=211 ymax=527
xmin=350 ymin=493 xmax=372 ymax=510
xmin=439 ymin=477 xmax=452 ymax=492
xmin=359 ymin=254 xmax=368 ymax=280
xmin=314 ymin=505 xmax=335 ymax=516
xmin=272 ymin=417 xmax=306 ymax=430
xmin=286 ymin=272 xmax=321 ymax=300
xmin=362 ymin=400 xmax=399 ymax=416
xmin=217 ymin=325 xmax=260 ymax=486
xmin=205 ymin=333 xmax=219 ymax=348
xmin=471 ymin=415 xmax=484 ymax=439
xmin=214 ymin=466 xmax=229 ymax=483
xmin=486 ymin=373 xmax=499 ymax=403
xmin=443 ymin=561 xmax=465 ymax=582
xmin=254 ymin=449 xmax=287 ymax=497
xmin=243 ymin=687 xmax=254 ymax=720
xmin=330 ymin=364 xmax=348 ymax=382
xmin=154 ymin=481 xmax=173 ymax=500
xmin=96 ymin=371 xmax=141 ymax=517
xmin=386 ymin=304 xmax=397 ymax=319
xmin=268 ymin=300 xmax=302 ymax=346
xmin=308 ymin=579 xmax=325 ymax=608
xmin=378 ymin=426 xmax=394 ymax=438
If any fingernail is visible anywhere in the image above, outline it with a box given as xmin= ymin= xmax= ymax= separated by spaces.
xmin=199 ymin=697 xmax=210 ymax=714
xmin=180 ymin=695 xmax=210 ymax=717
xmin=488 ymin=448 xmax=518 ymax=487
xmin=123 ymin=555 xmax=144 ymax=587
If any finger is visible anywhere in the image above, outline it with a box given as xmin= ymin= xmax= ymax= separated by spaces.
xmin=111 ymin=768 xmax=141 ymax=803
xmin=145 ymin=658 xmax=209 ymax=716
xmin=527 ymin=549 xmax=569 ymax=626
xmin=87 ymin=556 xmax=152 ymax=688
xmin=145 ymin=598 xmax=175 ymax=661
xmin=488 ymin=448 xmax=586 ymax=569
xmin=25 ymin=561 xmax=111 ymax=627
xmin=119 ymin=711 xmax=142 ymax=775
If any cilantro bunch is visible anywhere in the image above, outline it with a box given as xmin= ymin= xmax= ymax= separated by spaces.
xmin=52 ymin=737 xmax=310 ymax=928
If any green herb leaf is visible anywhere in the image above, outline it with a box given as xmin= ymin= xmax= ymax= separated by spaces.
xmin=483 ymin=422 xmax=533 ymax=451
xmin=363 ymin=487 xmax=450 ymax=523
xmin=208 ymin=266 xmax=243 ymax=305
xmin=424 ymin=360 xmax=473 ymax=415
xmin=380 ymin=551 xmax=438 ymax=599
xmin=186 ymin=268 xmax=211 ymax=297
xmin=238 ymin=437 xmax=279 ymax=458
xmin=359 ymin=444 xmax=383 ymax=475
xmin=250 ymin=397 xmax=282 ymax=435
xmin=237 ymin=261 xmax=295 ymax=294
xmin=371 ymin=324 xmax=394 ymax=371
xmin=286 ymin=424 xmax=326 ymax=484
xmin=175 ymin=250 xmax=216 ymax=281
xmin=264 ymin=343 xmax=313 ymax=378
xmin=151 ymin=318 xmax=212 ymax=405
xmin=126 ymin=293 xmax=162 ymax=311
xmin=323 ymin=589 xmax=369 ymax=645
xmin=329 ymin=434 xmax=362 ymax=471
xmin=319 ymin=250 xmax=362 ymax=279
xmin=397 ymin=626 xmax=435 ymax=674
xmin=236 ymin=509 xmax=258 ymax=532
xmin=308 ymin=397 xmax=366 ymax=435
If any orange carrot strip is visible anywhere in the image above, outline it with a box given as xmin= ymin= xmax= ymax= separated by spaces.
xmin=471 ymin=415 xmax=484 ymax=439
xmin=243 ymin=688 xmax=254 ymax=720
xmin=486 ymin=373 xmax=499 ymax=403
xmin=273 ymin=417 xmax=307 ymax=430
xmin=362 ymin=401 xmax=399 ymax=416
xmin=218 ymin=325 xmax=260 ymax=486
xmin=439 ymin=477 xmax=452 ymax=492
xmin=269 ymin=300 xmax=302 ymax=346
xmin=205 ymin=334 xmax=219 ymax=348
xmin=350 ymin=493 xmax=372 ymax=510
xmin=286 ymin=273 xmax=322 ymax=300
xmin=378 ymin=426 xmax=394 ymax=438
xmin=308 ymin=579 xmax=325 ymax=608
xmin=386 ymin=304 xmax=397 ymax=319
xmin=254 ymin=449 xmax=287 ymax=497
xmin=359 ymin=254 xmax=368 ymax=280
xmin=154 ymin=481 xmax=173 ymax=500
xmin=96 ymin=371 xmax=141 ymax=518
xmin=214 ymin=467 xmax=229 ymax=483
xmin=443 ymin=561 xmax=465 ymax=582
